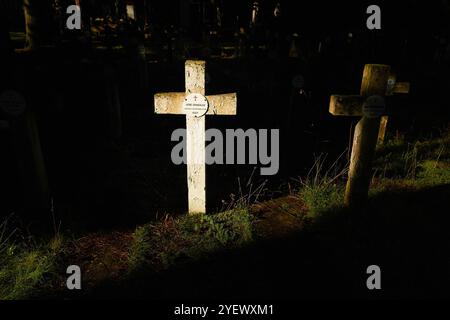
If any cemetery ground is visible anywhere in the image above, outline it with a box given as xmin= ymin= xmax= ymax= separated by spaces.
xmin=1 ymin=6 xmax=449 ymax=300
xmin=1 ymin=129 xmax=449 ymax=300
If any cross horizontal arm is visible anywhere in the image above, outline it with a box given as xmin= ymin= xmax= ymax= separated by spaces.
xmin=154 ymin=92 xmax=237 ymax=115
xmin=329 ymin=95 xmax=364 ymax=116
xmin=392 ymin=82 xmax=410 ymax=94
xmin=154 ymin=92 xmax=185 ymax=114
xmin=206 ymin=93 xmax=237 ymax=115
xmin=386 ymin=80 xmax=410 ymax=96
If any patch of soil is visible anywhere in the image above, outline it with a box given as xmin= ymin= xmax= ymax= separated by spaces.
xmin=251 ymin=195 xmax=308 ymax=238
xmin=58 ymin=196 xmax=308 ymax=292
xmin=67 ymin=231 xmax=133 ymax=288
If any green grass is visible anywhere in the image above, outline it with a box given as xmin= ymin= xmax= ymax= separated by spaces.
xmin=1 ymin=129 xmax=448 ymax=299
xmin=374 ymin=129 xmax=449 ymax=179
xmin=418 ymin=160 xmax=450 ymax=184
xmin=298 ymin=128 xmax=449 ymax=218
xmin=128 ymin=225 xmax=152 ymax=273
xmin=370 ymin=160 xmax=450 ymax=197
xmin=300 ymin=183 xmax=344 ymax=218
xmin=370 ymin=128 xmax=450 ymax=195
xmin=0 ymin=236 xmax=64 ymax=300
xmin=298 ymin=153 xmax=347 ymax=218
xmin=128 ymin=209 xmax=254 ymax=271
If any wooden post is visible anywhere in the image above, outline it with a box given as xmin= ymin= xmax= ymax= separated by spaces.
xmin=329 ymin=64 xmax=411 ymax=208
xmin=185 ymin=61 xmax=207 ymax=214
xmin=23 ymin=0 xmax=55 ymax=50
xmin=154 ymin=60 xmax=237 ymax=214
xmin=346 ymin=64 xmax=390 ymax=208
xmin=377 ymin=116 xmax=389 ymax=145
xmin=378 ymin=73 xmax=410 ymax=145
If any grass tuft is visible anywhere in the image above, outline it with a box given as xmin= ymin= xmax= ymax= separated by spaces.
xmin=128 ymin=225 xmax=152 ymax=273
xmin=374 ymin=128 xmax=449 ymax=180
xmin=298 ymin=153 xmax=347 ymax=218
xmin=0 ymin=239 xmax=63 ymax=300
xmin=127 ymin=209 xmax=254 ymax=271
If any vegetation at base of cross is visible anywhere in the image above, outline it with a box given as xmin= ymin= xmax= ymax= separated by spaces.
xmin=128 ymin=209 xmax=254 ymax=273
xmin=127 ymin=225 xmax=152 ymax=272
xmin=0 ymin=128 xmax=448 ymax=299
xmin=298 ymin=153 xmax=347 ymax=219
xmin=298 ymin=126 xmax=450 ymax=218
xmin=373 ymin=129 xmax=450 ymax=180
xmin=371 ymin=127 xmax=450 ymax=193
xmin=0 ymin=225 xmax=65 ymax=300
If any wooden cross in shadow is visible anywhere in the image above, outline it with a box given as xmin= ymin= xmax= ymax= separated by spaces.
xmin=329 ymin=64 xmax=410 ymax=208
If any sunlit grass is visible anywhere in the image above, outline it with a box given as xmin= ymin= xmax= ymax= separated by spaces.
xmin=371 ymin=127 xmax=450 ymax=195
xmin=128 ymin=209 xmax=254 ymax=272
xmin=298 ymin=153 xmax=347 ymax=218
xmin=298 ymin=127 xmax=449 ymax=219
xmin=1 ymin=128 xmax=448 ymax=298
xmin=128 ymin=225 xmax=152 ymax=273
xmin=300 ymin=183 xmax=344 ymax=218
xmin=0 ymin=235 xmax=64 ymax=300
xmin=374 ymin=128 xmax=449 ymax=179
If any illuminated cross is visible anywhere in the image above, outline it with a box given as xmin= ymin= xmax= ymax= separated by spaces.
xmin=329 ymin=64 xmax=410 ymax=208
xmin=154 ymin=60 xmax=237 ymax=214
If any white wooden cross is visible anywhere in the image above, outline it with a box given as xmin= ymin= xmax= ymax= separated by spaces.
xmin=154 ymin=60 xmax=237 ymax=214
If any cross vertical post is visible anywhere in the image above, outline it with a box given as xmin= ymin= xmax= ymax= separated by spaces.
xmin=346 ymin=64 xmax=391 ymax=208
xmin=185 ymin=60 xmax=207 ymax=214
xmin=329 ymin=64 xmax=411 ymax=208
xmin=154 ymin=60 xmax=237 ymax=215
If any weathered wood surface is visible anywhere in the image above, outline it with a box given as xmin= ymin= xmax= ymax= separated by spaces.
xmin=345 ymin=64 xmax=391 ymax=208
xmin=154 ymin=60 xmax=237 ymax=214
xmin=392 ymin=82 xmax=410 ymax=94
xmin=377 ymin=116 xmax=389 ymax=145
xmin=185 ymin=60 xmax=207 ymax=214
xmin=329 ymin=95 xmax=364 ymax=116
xmin=155 ymin=92 xmax=237 ymax=115
xmin=329 ymin=65 xmax=410 ymax=207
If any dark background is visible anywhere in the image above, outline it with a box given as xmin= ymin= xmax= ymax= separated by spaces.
xmin=0 ymin=0 xmax=449 ymax=232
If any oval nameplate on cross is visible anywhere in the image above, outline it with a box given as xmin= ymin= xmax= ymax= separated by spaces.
xmin=362 ymin=95 xmax=385 ymax=118
xmin=183 ymin=93 xmax=209 ymax=118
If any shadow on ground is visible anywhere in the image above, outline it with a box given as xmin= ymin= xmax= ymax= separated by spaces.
xmin=50 ymin=183 xmax=450 ymax=300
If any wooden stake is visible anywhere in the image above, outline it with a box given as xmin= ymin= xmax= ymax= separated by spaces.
xmin=377 ymin=115 xmax=389 ymax=145
xmin=329 ymin=65 xmax=411 ymax=208
xmin=345 ymin=65 xmax=390 ymax=208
